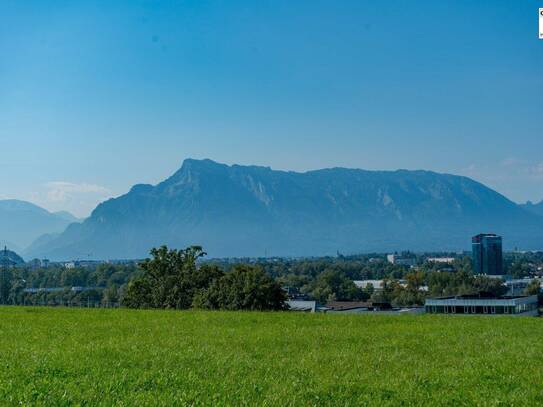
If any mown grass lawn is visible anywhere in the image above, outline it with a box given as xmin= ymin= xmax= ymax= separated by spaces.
xmin=0 ymin=307 xmax=542 ymax=406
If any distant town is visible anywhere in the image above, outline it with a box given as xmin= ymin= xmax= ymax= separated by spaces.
xmin=1 ymin=233 xmax=541 ymax=316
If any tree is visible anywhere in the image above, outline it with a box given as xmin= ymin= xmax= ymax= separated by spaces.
xmin=308 ymin=269 xmax=368 ymax=303
xmin=524 ymin=280 xmax=541 ymax=296
xmin=472 ymin=276 xmax=507 ymax=297
xmin=0 ymin=268 xmax=13 ymax=304
xmin=122 ymin=246 xmax=222 ymax=309
xmin=370 ymin=278 xmax=399 ymax=304
xmin=390 ymin=271 xmax=427 ymax=306
xmin=123 ymin=278 xmax=153 ymax=308
xmin=193 ymin=265 xmax=287 ymax=311
xmin=102 ymin=284 xmax=120 ymax=306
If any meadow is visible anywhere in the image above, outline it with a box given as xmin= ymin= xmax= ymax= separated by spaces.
xmin=0 ymin=307 xmax=542 ymax=406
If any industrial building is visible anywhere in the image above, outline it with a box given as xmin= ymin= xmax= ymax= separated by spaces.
xmin=425 ymin=294 xmax=538 ymax=316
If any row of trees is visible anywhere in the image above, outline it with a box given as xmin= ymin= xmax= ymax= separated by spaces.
xmin=0 ymin=263 xmax=137 ymax=306
xmin=3 ymin=247 xmax=542 ymax=309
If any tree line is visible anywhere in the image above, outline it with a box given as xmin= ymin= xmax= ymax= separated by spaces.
xmin=1 ymin=247 xmax=541 ymax=308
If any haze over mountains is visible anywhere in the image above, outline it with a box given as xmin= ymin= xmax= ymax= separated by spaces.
xmin=22 ymin=159 xmax=543 ymax=261
xmin=0 ymin=200 xmax=80 ymax=253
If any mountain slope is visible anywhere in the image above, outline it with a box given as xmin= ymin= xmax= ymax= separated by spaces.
xmin=53 ymin=211 xmax=82 ymax=223
xmin=0 ymin=200 xmax=80 ymax=251
xmin=521 ymin=200 xmax=543 ymax=217
xmin=27 ymin=159 xmax=543 ymax=260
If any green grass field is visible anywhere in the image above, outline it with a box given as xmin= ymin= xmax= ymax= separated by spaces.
xmin=0 ymin=307 xmax=542 ymax=406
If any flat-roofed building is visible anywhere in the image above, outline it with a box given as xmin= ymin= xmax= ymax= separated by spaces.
xmin=354 ymin=280 xmax=385 ymax=291
xmin=325 ymin=301 xmax=424 ymax=315
xmin=425 ymin=294 xmax=538 ymax=316
xmin=426 ymin=257 xmax=455 ymax=264
xmin=387 ymin=254 xmax=416 ymax=266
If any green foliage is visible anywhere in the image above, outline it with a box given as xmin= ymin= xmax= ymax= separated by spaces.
xmin=0 ymin=262 xmax=138 ymax=305
xmin=427 ymin=272 xmax=508 ymax=299
xmin=524 ymin=280 xmax=541 ymax=296
xmin=472 ymin=275 xmax=508 ymax=297
xmin=193 ymin=265 xmax=286 ymax=311
xmin=4 ymin=250 xmax=543 ymax=308
xmin=123 ymin=246 xmax=285 ymax=311
xmin=505 ymin=251 xmax=543 ymax=278
xmin=307 ymin=269 xmax=368 ymax=303
xmin=1 ymin=307 xmax=543 ymax=405
xmin=122 ymin=246 xmax=221 ymax=309
xmin=371 ymin=275 xmax=426 ymax=306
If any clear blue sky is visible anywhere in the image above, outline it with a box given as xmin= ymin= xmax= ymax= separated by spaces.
xmin=1 ymin=0 xmax=542 ymax=217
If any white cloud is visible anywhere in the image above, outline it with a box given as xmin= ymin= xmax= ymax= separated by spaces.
xmin=500 ymin=157 xmax=521 ymax=168
xmin=44 ymin=182 xmax=111 ymax=203
xmin=462 ymin=164 xmax=477 ymax=174
xmin=456 ymin=159 xmax=543 ymax=204
xmin=530 ymin=163 xmax=543 ymax=177
xmin=25 ymin=181 xmax=114 ymax=218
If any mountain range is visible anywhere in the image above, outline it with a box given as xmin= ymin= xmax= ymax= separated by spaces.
xmin=0 ymin=200 xmax=80 ymax=255
xmin=521 ymin=200 xmax=543 ymax=217
xmin=24 ymin=159 xmax=543 ymax=261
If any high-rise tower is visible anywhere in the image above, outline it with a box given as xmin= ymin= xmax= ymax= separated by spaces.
xmin=472 ymin=234 xmax=503 ymax=275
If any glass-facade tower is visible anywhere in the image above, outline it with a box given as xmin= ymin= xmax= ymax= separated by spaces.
xmin=472 ymin=234 xmax=503 ymax=275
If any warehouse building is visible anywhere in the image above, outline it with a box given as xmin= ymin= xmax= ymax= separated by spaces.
xmin=425 ymin=294 xmax=538 ymax=316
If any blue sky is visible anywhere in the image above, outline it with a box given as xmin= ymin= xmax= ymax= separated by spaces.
xmin=1 ymin=0 xmax=542 ymax=217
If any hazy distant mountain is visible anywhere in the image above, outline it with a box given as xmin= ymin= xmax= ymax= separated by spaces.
xmin=23 ymin=233 xmax=61 ymax=259
xmin=27 ymin=159 xmax=543 ymax=260
xmin=53 ymin=211 xmax=82 ymax=223
xmin=0 ymin=200 xmax=80 ymax=251
xmin=521 ymin=200 xmax=543 ymax=217
xmin=0 ymin=247 xmax=24 ymax=265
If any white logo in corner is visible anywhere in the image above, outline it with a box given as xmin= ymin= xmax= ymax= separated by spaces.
xmin=540 ymin=8 xmax=543 ymax=39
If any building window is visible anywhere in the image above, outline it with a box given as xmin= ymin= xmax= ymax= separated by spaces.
xmin=471 ymin=306 xmax=476 ymax=314
xmin=491 ymin=306 xmax=496 ymax=314
xmin=483 ymin=306 xmax=488 ymax=314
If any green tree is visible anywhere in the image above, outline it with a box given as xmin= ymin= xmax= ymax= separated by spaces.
xmin=309 ymin=269 xmax=368 ymax=304
xmin=123 ymin=278 xmax=153 ymax=308
xmin=122 ymin=246 xmax=222 ymax=309
xmin=370 ymin=278 xmax=400 ymax=304
xmin=102 ymin=284 xmax=120 ymax=305
xmin=524 ymin=280 xmax=541 ymax=296
xmin=472 ymin=276 xmax=507 ymax=297
xmin=193 ymin=265 xmax=286 ymax=311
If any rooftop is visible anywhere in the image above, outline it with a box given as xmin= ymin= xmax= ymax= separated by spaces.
xmin=434 ymin=294 xmax=531 ymax=300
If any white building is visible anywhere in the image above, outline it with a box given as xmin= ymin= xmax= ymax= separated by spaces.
xmin=387 ymin=254 xmax=416 ymax=266
xmin=354 ymin=280 xmax=384 ymax=291
xmin=286 ymin=300 xmax=316 ymax=312
xmin=426 ymin=257 xmax=455 ymax=264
